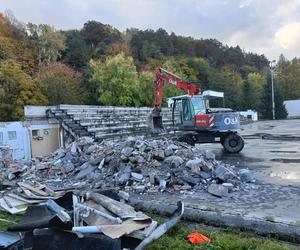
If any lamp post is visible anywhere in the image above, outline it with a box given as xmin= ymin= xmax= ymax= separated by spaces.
xmin=270 ymin=60 xmax=276 ymax=120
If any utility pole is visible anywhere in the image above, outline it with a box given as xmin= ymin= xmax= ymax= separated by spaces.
xmin=270 ymin=60 xmax=276 ymax=120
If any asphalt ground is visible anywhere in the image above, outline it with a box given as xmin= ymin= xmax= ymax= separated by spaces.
xmin=202 ymin=119 xmax=300 ymax=187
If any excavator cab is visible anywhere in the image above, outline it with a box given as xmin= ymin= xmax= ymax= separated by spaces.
xmin=172 ymin=95 xmax=206 ymax=128
xmin=149 ymin=95 xmax=206 ymax=132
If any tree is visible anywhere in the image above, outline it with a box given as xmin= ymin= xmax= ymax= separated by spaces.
xmin=245 ymin=52 xmax=269 ymax=71
xmin=276 ymin=58 xmax=300 ymax=100
xmin=90 ymin=53 xmax=140 ymax=106
xmin=241 ymin=72 xmax=266 ymax=111
xmin=36 ymin=63 xmax=85 ymax=105
xmin=61 ymin=30 xmax=90 ymax=70
xmin=80 ymin=21 xmax=121 ymax=49
xmin=223 ymin=46 xmax=245 ymax=69
xmin=0 ymin=13 xmax=37 ymax=75
xmin=186 ymin=57 xmax=212 ymax=89
xmin=0 ymin=59 xmax=47 ymax=121
xmin=138 ymin=71 xmax=155 ymax=107
xmin=260 ymin=72 xmax=287 ymax=119
xmin=207 ymin=68 xmax=243 ymax=110
xmin=27 ymin=23 xmax=65 ymax=65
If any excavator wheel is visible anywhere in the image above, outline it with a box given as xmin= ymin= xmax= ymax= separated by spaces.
xmin=222 ymin=133 xmax=244 ymax=153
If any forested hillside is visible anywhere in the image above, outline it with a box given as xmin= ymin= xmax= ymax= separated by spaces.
xmin=1 ymin=12 xmax=299 ymax=121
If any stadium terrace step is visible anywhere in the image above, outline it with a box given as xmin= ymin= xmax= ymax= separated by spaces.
xmin=47 ymin=105 xmax=172 ymax=140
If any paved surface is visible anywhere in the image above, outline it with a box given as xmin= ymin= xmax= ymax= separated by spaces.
xmin=203 ymin=119 xmax=300 ymax=186
xmin=135 ymin=119 xmax=300 ymax=224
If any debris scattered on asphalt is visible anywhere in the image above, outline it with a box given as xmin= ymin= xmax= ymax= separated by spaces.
xmin=0 ymin=136 xmax=255 ymax=209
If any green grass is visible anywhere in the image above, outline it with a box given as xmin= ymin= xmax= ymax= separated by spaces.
xmin=0 ymin=211 xmax=22 ymax=230
xmin=146 ymin=224 xmax=298 ymax=250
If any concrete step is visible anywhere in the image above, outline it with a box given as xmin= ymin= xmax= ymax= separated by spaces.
xmin=88 ymin=124 xmax=149 ymax=133
xmin=58 ymin=104 xmax=162 ymax=111
xmin=72 ymin=113 xmax=153 ymax=120
xmin=80 ymin=118 xmax=173 ymax=127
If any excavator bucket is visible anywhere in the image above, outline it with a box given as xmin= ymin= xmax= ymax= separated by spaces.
xmin=148 ymin=110 xmax=165 ymax=133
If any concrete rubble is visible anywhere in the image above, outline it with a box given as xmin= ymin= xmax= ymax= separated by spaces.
xmin=0 ymin=136 xmax=255 ymax=207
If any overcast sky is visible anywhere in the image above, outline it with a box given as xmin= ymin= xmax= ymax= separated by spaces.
xmin=1 ymin=0 xmax=300 ymax=60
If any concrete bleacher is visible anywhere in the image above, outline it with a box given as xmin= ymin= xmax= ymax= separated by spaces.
xmin=47 ymin=105 xmax=172 ymax=140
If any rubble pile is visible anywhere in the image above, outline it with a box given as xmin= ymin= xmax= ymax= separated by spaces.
xmin=0 ymin=136 xmax=254 ymax=198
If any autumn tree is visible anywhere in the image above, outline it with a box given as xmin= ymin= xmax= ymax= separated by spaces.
xmin=27 ymin=23 xmax=65 ymax=66
xmin=90 ymin=53 xmax=140 ymax=106
xmin=0 ymin=60 xmax=47 ymax=121
xmin=0 ymin=13 xmax=37 ymax=75
xmin=36 ymin=63 xmax=85 ymax=105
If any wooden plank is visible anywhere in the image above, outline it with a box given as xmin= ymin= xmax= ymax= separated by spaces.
xmin=18 ymin=182 xmax=49 ymax=196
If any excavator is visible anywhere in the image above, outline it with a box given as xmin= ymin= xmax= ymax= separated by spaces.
xmin=149 ymin=67 xmax=244 ymax=153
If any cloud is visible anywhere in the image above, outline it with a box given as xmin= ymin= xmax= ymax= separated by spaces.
xmin=239 ymin=0 xmax=253 ymax=8
xmin=225 ymin=0 xmax=300 ymax=59
xmin=275 ymin=0 xmax=300 ymax=18
xmin=275 ymin=22 xmax=300 ymax=57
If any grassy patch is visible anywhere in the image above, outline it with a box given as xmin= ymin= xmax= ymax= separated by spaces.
xmin=0 ymin=211 xmax=22 ymax=230
xmin=146 ymin=223 xmax=297 ymax=250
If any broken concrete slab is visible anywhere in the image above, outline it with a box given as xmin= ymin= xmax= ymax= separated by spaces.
xmin=75 ymin=164 xmax=95 ymax=180
xmin=213 ymin=165 xmax=233 ymax=181
xmin=222 ymin=182 xmax=234 ymax=192
xmin=121 ymin=147 xmax=134 ymax=158
xmin=152 ymin=150 xmax=165 ymax=161
xmin=200 ymin=160 xmax=213 ymax=172
xmin=131 ymin=172 xmax=144 ymax=182
xmin=239 ymin=169 xmax=254 ymax=183
xmin=164 ymin=156 xmax=183 ymax=168
xmin=185 ymin=159 xmax=201 ymax=173
xmin=207 ymin=183 xmax=228 ymax=197
xmin=164 ymin=148 xmax=173 ymax=157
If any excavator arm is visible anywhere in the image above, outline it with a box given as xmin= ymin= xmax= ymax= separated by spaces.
xmin=149 ymin=67 xmax=200 ymax=132
xmin=153 ymin=67 xmax=200 ymax=111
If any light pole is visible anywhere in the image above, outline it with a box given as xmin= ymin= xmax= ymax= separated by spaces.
xmin=270 ymin=60 xmax=276 ymax=120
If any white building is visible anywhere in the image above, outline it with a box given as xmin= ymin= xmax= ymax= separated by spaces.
xmin=284 ymin=100 xmax=300 ymax=118
xmin=239 ymin=110 xmax=258 ymax=121
xmin=0 ymin=122 xmax=31 ymax=161
xmin=0 ymin=106 xmax=62 ymax=161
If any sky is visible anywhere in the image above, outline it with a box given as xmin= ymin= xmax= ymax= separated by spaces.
xmin=0 ymin=0 xmax=300 ymax=60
